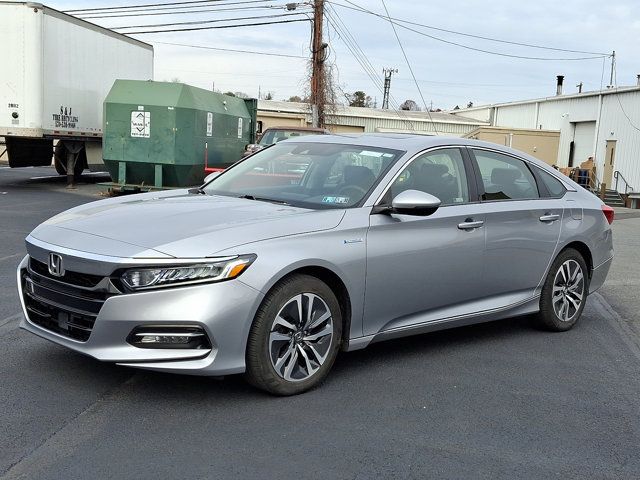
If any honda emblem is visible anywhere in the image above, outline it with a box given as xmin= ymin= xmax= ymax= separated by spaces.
xmin=48 ymin=253 xmax=65 ymax=277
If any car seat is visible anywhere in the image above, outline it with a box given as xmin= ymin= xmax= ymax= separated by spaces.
xmin=342 ymin=165 xmax=376 ymax=191
xmin=490 ymin=167 xmax=522 ymax=200
xmin=414 ymin=163 xmax=458 ymax=204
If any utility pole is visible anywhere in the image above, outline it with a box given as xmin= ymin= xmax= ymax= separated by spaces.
xmin=310 ymin=0 xmax=327 ymax=127
xmin=609 ymin=50 xmax=616 ymax=88
xmin=382 ymin=67 xmax=397 ymax=109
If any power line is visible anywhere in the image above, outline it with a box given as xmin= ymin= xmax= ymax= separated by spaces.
xmin=120 ymin=17 xmax=310 ymax=34
xmin=76 ymin=3 xmax=284 ymax=19
xmin=153 ymin=40 xmax=307 ymax=58
xmin=111 ymin=11 xmax=308 ymax=29
xmin=65 ymin=0 xmax=260 ymax=13
xmin=329 ymin=0 xmax=611 ymax=61
xmin=612 ymin=65 xmax=640 ymax=133
xmin=379 ymin=0 xmax=437 ymax=133
xmin=324 ymin=6 xmax=416 ymax=131
xmin=333 ymin=0 xmax=609 ymax=56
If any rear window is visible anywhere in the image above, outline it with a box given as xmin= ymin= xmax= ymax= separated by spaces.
xmin=536 ymin=168 xmax=567 ymax=198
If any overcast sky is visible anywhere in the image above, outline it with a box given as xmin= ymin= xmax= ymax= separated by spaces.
xmin=51 ymin=0 xmax=640 ymax=110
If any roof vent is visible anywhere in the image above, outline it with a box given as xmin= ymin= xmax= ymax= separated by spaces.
xmin=556 ymin=75 xmax=564 ymax=96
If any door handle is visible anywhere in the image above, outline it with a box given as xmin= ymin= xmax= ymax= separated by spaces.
xmin=539 ymin=213 xmax=560 ymax=222
xmin=458 ymin=219 xmax=484 ymax=230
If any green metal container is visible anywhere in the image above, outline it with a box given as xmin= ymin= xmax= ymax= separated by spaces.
xmin=103 ymin=80 xmax=257 ymax=187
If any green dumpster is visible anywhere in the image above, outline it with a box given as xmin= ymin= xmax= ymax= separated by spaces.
xmin=103 ymin=80 xmax=257 ymax=187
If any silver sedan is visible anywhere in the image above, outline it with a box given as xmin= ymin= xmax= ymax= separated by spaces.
xmin=17 ymin=135 xmax=614 ymax=395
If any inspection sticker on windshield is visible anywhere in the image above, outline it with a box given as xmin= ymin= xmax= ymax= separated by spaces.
xmin=322 ymin=196 xmax=350 ymax=204
xmin=359 ymin=150 xmax=383 ymax=157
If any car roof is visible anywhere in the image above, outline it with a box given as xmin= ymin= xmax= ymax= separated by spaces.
xmin=288 ymin=132 xmax=490 ymax=150
xmin=288 ymin=133 xmax=547 ymax=166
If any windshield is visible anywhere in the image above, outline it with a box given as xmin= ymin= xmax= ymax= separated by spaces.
xmin=204 ymin=142 xmax=403 ymax=209
xmin=259 ymin=129 xmax=324 ymax=146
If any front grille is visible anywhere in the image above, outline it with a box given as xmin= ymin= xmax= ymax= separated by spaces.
xmin=29 ymin=257 xmax=103 ymax=288
xmin=22 ymin=257 xmax=119 ymax=342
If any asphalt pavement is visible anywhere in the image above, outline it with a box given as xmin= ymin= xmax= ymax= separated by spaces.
xmin=1 ymin=166 xmax=639 ymax=479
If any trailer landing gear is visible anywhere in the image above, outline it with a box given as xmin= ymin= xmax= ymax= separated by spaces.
xmin=54 ymin=141 xmax=86 ymax=188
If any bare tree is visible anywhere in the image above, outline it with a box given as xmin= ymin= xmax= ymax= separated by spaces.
xmin=400 ymin=99 xmax=421 ymax=111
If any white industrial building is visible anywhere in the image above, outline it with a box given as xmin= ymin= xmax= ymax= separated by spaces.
xmin=453 ymin=84 xmax=640 ymax=195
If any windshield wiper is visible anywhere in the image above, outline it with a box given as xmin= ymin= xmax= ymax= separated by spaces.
xmin=237 ymin=194 xmax=289 ymax=206
xmin=188 ymin=187 xmax=206 ymax=195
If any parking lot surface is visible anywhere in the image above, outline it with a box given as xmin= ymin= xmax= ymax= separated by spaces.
xmin=1 ymin=166 xmax=639 ymax=479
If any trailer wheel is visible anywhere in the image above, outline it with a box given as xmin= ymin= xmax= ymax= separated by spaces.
xmin=54 ymin=142 xmax=86 ymax=177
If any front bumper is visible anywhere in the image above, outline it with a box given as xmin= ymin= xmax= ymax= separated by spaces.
xmin=17 ymin=255 xmax=264 ymax=375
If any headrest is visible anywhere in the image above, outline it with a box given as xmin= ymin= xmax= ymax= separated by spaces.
xmin=343 ymin=165 xmax=375 ymax=186
xmin=491 ymin=168 xmax=521 ymax=185
xmin=421 ymin=163 xmax=449 ymax=177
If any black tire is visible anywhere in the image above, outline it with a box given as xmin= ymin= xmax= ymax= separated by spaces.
xmin=53 ymin=142 xmax=86 ymax=177
xmin=245 ymin=274 xmax=343 ymax=395
xmin=536 ymin=248 xmax=589 ymax=332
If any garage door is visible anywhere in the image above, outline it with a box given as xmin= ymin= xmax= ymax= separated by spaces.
xmin=572 ymin=121 xmax=596 ymax=166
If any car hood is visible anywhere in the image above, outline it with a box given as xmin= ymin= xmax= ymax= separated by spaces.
xmin=30 ymin=190 xmax=346 ymax=258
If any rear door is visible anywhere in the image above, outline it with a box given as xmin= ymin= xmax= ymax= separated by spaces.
xmin=469 ymin=148 xmax=563 ymax=304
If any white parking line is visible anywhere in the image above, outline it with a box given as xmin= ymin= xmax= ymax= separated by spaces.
xmin=0 ymin=253 xmax=22 ymax=262
xmin=0 ymin=313 xmax=22 ymax=335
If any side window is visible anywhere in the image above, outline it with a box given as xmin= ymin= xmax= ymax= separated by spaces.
xmin=536 ymin=168 xmax=567 ymax=198
xmin=472 ymin=149 xmax=539 ymax=201
xmin=390 ymin=148 xmax=469 ymax=205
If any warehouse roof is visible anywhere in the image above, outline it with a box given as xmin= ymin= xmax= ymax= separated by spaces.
xmin=258 ymin=100 xmax=487 ymax=126
xmin=455 ymin=85 xmax=640 ymax=112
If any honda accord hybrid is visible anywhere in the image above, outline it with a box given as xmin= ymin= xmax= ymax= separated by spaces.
xmin=17 ymin=134 xmax=614 ymax=395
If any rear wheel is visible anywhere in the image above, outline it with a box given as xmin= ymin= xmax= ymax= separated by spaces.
xmin=245 ymin=274 xmax=342 ymax=395
xmin=536 ymin=248 xmax=588 ymax=331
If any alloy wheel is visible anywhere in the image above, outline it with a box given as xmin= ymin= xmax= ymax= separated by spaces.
xmin=552 ymin=259 xmax=585 ymax=322
xmin=268 ymin=293 xmax=334 ymax=382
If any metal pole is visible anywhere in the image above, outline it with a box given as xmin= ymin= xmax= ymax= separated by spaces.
xmin=609 ymin=51 xmax=616 ymax=87
xmin=382 ymin=68 xmax=397 ymax=109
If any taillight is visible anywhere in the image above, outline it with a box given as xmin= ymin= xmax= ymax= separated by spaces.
xmin=601 ymin=204 xmax=614 ymax=224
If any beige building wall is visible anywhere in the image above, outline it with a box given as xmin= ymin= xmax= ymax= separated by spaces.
xmin=329 ymin=124 xmax=365 ymax=133
xmin=465 ymin=127 xmax=560 ymax=166
xmin=257 ymin=112 xmax=306 ymax=131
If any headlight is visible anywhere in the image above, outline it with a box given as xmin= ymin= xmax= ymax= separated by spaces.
xmin=121 ymin=255 xmax=256 ymax=291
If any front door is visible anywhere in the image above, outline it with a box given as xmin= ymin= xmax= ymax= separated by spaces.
xmin=364 ymin=147 xmax=486 ymax=336
xmin=603 ymin=140 xmax=616 ymax=188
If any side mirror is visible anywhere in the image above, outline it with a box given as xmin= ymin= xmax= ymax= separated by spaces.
xmin=245 ymin=143 xmax=258 ymax=151
xmin=391 ymin=190 xmax=441 ymax=216
xmin=204 ymin=171 xmax=221 ymax=183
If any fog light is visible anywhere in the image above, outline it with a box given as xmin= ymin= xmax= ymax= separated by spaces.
xmin=139 ymin=335 xmax=192 ymax=344
xmin=127 ymin=326 xmax=211 ymax=350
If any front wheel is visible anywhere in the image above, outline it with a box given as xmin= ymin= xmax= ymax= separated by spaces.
xmin=245 ymin=274 xmax=342 ymax=395
xmin=536 ymin=248 xmax=589 ymax=331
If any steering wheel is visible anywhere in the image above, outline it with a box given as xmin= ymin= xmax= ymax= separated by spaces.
xmin=337 ymin=185 xmax=367 ymax=198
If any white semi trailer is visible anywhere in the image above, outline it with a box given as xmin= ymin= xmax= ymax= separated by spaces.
xmin=0 ymin=2 xmax=153 ymax=179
